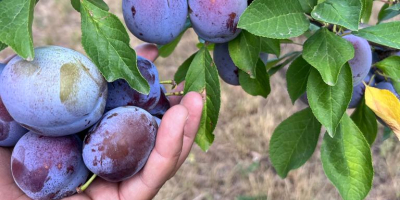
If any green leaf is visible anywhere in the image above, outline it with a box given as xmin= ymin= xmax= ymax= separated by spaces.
xmin=238 ymin=0 xmax=310 ymax=39
xmin=307 ymin=63 xmax=353 ymax=137
xmin=80 ymin=0 xmax=149 ymax=94
xmin=266 ymin=51 xmax=300 ymax=71
xmin=303 ymin=28 xmax=354 ymax=86
xmin=304 ymin=23 xmax=321 ymax=38
xmin=299 ymin=0 xmax=318 ymax=13
xmin=351 ymin=98 xmax=377 ymax=145
xmin=361 ymin=0 xmax=373 ymax=23
xmin=239 ymin=59 xmax=271 ymax=98
xmin=378 ymin=4 xmax=400 ymax=23
xmin=375 ymin=56 xmax=400 ymax=82
xmin=71 ymin=0 xmax=109 ymax=12
xmin=0 ymin=0 xmax=35 ymax=60
xmin=387 ymin=3 xmax=400 ymax=11
xmin=184 ymin=47 xmax=220 ymax=151
xmin=286 ymin=56 xmax=313 ymax=104
xmin=260 ymin=37 xmax=280 ymax=57
xmin=0 ymin=42 xmax=7 ymax=52
xmin=270 ymin=107 xmax=321 ymax=178
xmin=236 ymin=196 xmax=267 ymax=200
xmin=353 ymin=21 xmax=400 ymax=49
xmin=71 ymin=0 xmax=80 ymax=11
xmin=229 ymin=31 xmax=261 ymax=78
xmin=321 ymin=114 xmax=373 ymax=200
xmin=196 ymin=43 xmax=215 ymax=51
xmin=392 ymin=80 xmax=400 ymax=95
xmin=311 ymin=0 xmax=362 ymax=31
xmin=174 ymin=53 xmax=196 ymax=84
xmin=159 ymin=31 xmax=185 ymax=58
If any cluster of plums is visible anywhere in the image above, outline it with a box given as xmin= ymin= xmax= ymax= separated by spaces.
xmin=0 ymin=46 xmax=169 ymax=199
xmin=121 ymin=0 xmax=252 ymax=87
xmin=122 ymin=0 xmax=247 ymax=45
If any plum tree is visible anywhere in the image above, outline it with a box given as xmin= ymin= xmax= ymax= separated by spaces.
xmin=0 ymin=46 xmax=107 ymax=137
xmin=11 ymin=132 xmax=89 ymax=200
xmin=122 ymin=0 xmax=188 ymax=45
xmin=188 ymin=0 xmax=247 ymax=43
xmin=82 ymin=106 xmax=157 ymax=182
xmin=342 ymin=34 xmax=372 ymax=86
xmin=106 ymin=56 xmax=161 ymax=112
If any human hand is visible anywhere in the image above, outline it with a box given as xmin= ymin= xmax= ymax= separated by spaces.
xmin=0 ymin=44 xmax=204 ymax=200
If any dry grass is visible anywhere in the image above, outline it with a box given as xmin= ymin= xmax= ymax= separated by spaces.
xmin=1 ymin=1 xmax=400 ymax=200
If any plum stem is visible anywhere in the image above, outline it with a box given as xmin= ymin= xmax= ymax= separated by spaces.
xmin=369 ymin=74 xmax=376 ymax=86
xmin=160 ymin=80 xmax=177 ymax=88
xmin=165 ymin=91 xmax=184 ymax=96
xmin=340 ymin=32 xmax=352 ymax=37
xmin=77 ymin=174 xmax=97 ymax=193
xmin=376 ymin=71 xmax=390 ymax=81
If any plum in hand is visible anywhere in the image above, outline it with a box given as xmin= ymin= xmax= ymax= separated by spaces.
xmin=0 ymin=46 xmax=107 ymax=137
xmin=11 ymin=132 xmax=89 ymax=200
xmin=82 ymin=106 xmax=157 ymax=182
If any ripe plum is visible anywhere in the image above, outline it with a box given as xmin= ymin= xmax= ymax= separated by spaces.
xmin=106 ymin=56 xmax=161 ymax=112
xmin=122 ymin=0 xmax=188 ymax=45
xmin=188 ymin=0 xmax=247 ymax=43
xmin=342 ymin=35 xmax=372 ymax=86
xmin=213 ymin=43 xmax=240 ymax=85
xmin=149 ymin=85 xmax=170 ymax=117
xmin=0 ymin=46 xmax=107 ymax=136
xmin=82 ymin=106 xmax=157 ymax=182
xmin=11 ymin=132 xmax=88 ymax=200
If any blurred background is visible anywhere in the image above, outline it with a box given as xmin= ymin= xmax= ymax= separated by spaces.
xmin=1 ymin=1 xmax=400 ymax=199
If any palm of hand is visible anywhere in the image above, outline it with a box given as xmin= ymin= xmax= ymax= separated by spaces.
xmin=0 ymin=45 xmax=203 ymax=200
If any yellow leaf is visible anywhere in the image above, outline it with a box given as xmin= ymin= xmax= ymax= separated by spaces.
xmin=365 ymin=84 xmax=400 ymax=139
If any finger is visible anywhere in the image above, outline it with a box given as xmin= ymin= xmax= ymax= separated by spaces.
xmin=168 ymin=82 xmax=185 ymax=106
xmin=0 ymin=148 xmax=30 ymax=200
xmin=63 ymin=193 xmax=91 ymax=200
xmin=171 ymin=92 xmax=203 ymax=176
xmin=134 ymin=43 xmax=159 ymax=62
xmin=118 ymin=105 xmax=188 ymax=199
